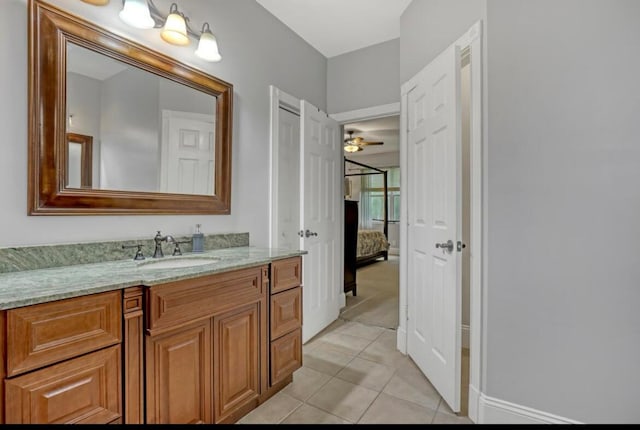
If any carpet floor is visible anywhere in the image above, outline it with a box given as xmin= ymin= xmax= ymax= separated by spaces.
xmin=339 ymin=255 xmax=399 ymax=329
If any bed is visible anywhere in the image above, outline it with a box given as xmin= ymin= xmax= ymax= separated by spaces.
xmin=356 ymin=230 xmax=389 ymax=266
xmin=343 ymin=157 xmax=391 ymax=296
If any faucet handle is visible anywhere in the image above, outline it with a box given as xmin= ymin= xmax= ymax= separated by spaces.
xmin=122 ymin=244 xmax=145 ymax=261
xmin=171 ymin=240 xmax=191 ymax=256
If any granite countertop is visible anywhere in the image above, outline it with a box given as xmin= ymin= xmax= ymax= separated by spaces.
xmin=0 ymin=247 xmax=306 ymax=311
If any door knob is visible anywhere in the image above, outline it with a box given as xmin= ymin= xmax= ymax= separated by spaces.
xmin=305 ymin=229 xmax=318 ymax=238
xmin=435 ymin=240 xmax=454 ymax=253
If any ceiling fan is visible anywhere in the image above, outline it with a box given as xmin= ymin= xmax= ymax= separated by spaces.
xmin=343 ymin=130 xmax=384 ymax=153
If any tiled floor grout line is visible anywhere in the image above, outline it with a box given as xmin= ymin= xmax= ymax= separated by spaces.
xmin=353 ymin=358 xmax=400 ymax=424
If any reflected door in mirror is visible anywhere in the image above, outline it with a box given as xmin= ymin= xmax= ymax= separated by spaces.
xmin=66 ymin=133 xmax=93 ymax=189
xmin=161 ymin=111 xmax=215 ymax=195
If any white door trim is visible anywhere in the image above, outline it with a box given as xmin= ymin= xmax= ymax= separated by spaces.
xmin=268 ymin=85 xmax=301 ymax=249
xmin=329 ymin=102 xmax=401 ymax=124
xmin=399 ymin=20 xmax=484 ymax=423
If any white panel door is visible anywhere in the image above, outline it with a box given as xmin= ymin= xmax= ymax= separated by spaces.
xmin=161 ymin=111 xmax=215 ymax=195
xmin=276 ymin=107 xmax=301 ymax=250
xmin=406 ymin=44 xmax=462 ymax=412
xmin=300 ymin=100 xmax=342 ymax=343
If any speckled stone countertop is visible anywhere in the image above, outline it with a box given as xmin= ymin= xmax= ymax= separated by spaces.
xmin=0 ymin=247 xmax=306 ymax=311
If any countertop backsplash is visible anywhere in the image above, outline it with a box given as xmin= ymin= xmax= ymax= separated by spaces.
xmin=0 ymin=232 xmax=250 ymax=274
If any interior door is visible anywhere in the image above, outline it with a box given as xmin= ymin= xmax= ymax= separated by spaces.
xmin=161 ymin=111 xmax=215 ymax=195
xmin=276 ymin=107 xmax=301 ymax=250
xmin=300 ymin=99 xmax=342 ymax=343
xmin=406 ymin=44 xmax=462 ymax=412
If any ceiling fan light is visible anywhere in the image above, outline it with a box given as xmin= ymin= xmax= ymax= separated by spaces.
xmin=344 ymin=144 xmax=361 ymax=153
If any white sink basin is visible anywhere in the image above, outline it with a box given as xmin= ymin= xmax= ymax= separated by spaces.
xmin=136 ymin=256 xmax=220 ymax=270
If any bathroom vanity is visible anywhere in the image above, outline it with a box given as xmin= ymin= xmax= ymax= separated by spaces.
xmin=0 ymin=247 xmax=304 ymax=424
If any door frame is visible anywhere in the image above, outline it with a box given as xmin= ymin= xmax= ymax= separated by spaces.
xmin=268 ymin=86 xmax=301 ymax=249
xmin=399 ymin=21 xmax=484 ymax=423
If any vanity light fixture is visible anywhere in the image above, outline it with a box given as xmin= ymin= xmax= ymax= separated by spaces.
xmin=195 ymin=23 xmax=222 ymax=62
xmin=119 ymin=0 xmax=155 ymax=29
xmin=110 ymin=0 xmax=223 ymax=62
xmin=161 ymin=3 xmax=190 ymax=46
xmin=81 ymin=0 xmax=110 ymax=5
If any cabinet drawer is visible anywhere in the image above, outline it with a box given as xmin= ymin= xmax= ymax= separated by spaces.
xmin=5 ymin=345 xmax=122 ymax=424
xmin=6 ymin=291 xmax=121 ymax=377
xmin=270 ymin=287 xmax=302 ymax=340
xmin=270 ymin=328 xmax=302 ymax=386
xmin=271 ymin=257 xmax=301 ymax=294
xmin=147 ymin=266 xmax=265 ymax=334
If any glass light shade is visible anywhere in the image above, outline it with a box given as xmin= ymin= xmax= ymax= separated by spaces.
xmin=81 ymin=0 xmax=110 ymax=5
xmin=195 ymin=28 xmax=222 ymax=62
xmin=344 ymin=144 xmax=362 ymax=153
xmin=161 ymin=12 xmax=190 ymax=46
xmin=119 ymin=0 xmax=155 ymax=29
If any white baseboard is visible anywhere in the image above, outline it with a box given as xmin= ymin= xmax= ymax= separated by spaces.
xmin=468 ymin=384 xmax=480 ymax=423
xmin=477 ymin=393 xmax=582 ymax=424
xmin=396 ymin=326 xmax=407 ymax=354
xmin=389 ymin=247 xmax=399 ymax=255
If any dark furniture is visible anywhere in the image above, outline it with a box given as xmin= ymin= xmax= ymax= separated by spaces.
xmin=344 ymin=200 xmax=359 ymax=296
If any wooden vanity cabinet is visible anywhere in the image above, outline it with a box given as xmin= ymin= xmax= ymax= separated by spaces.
xmin=269 ymin=257 xmax=303 ymax=388
xmin=2 ymin=291 xmax=123 ymax=424
xmin=144 ymin=265 xmax=269 ymax=424
xmin=0 ymin=256 xmax=303 ymax=425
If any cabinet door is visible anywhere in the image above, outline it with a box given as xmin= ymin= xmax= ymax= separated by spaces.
xmin=213 ymin=303 xmax=261 ymax=424
xmin=145 ymin=320 xmax=213 ymax=424
xmin=270 ymin=287 xmax=302 ymax=340
xmin=5 ymin=345 xmax=121 ymax=424
xmin=270 ymin=328 xmax=302 ymax=386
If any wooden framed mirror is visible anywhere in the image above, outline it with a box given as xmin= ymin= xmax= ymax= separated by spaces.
xmin=28 ymin=0 xmax=233 ymax=215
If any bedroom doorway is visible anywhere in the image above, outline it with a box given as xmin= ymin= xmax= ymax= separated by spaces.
xmin=337 ymin=113 xmax=401 ymax=330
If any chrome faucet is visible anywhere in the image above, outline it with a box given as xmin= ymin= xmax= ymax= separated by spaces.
xmin=153 ymin=231 xmax=175 ymax=258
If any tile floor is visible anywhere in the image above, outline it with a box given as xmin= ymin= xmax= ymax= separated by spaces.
xmin=237 ymin=318 xmax=473 ymax=425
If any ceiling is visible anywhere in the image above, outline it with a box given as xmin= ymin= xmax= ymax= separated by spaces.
xmin=343 ymin=115 xmax=400 ymax=156
xmin=255 ymin=0 xmax=412 ymax=58
xmin=253 ymin=2 xmax=405 ymax=156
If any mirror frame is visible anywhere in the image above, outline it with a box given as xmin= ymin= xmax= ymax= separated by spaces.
xmin=28 ymin=0 xmax=233 ymax=215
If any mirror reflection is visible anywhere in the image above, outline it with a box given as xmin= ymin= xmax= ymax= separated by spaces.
xmin=66 ymin=43 xmax=217 ymax=196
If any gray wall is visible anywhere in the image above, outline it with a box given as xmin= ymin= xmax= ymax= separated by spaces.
xmin=327 ymin=39 xmax=400 ymax=114
xmin=0 ymin=0 xmax=326 ymax=247
xmin=100 ymin=67 xmax=159 ymax=192
xmin=485 ymin=0 xmax=640 ymax=423
xmin=400 ymin=0 xmax=486 ymax=83
xmin=402 ymin=0 xmax=640 ymax=423
xmin=66 ymin=72 xmax=102 ymax=187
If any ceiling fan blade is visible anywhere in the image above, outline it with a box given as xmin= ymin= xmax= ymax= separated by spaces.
xmin=360 ymin=141 xmax=384 ymax=146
